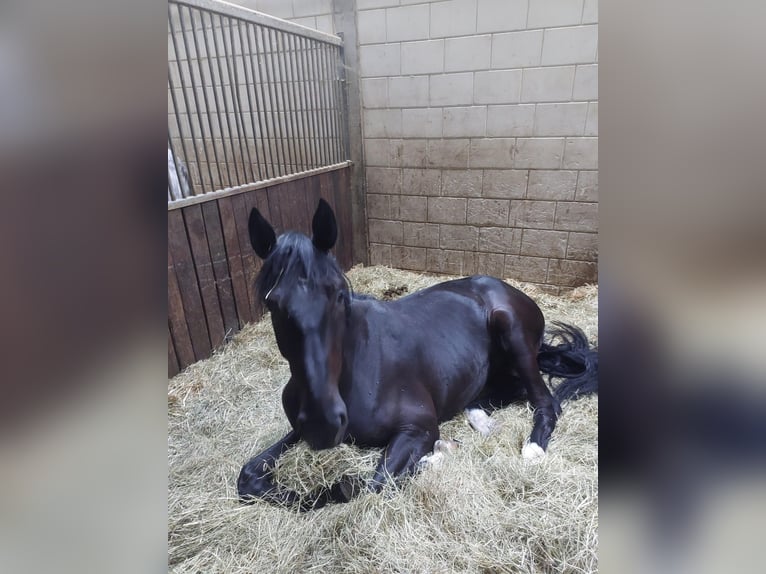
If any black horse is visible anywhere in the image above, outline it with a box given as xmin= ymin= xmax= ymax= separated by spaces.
xmin=238 ymin=199 xmax=597 ymax=509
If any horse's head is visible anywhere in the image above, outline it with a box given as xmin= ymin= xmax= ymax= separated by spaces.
xmin=248 ymin=199 xmax=349 ymax=450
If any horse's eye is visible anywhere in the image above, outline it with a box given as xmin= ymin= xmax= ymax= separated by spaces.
xmin=336 ymin=291 xmax=345 ymax=304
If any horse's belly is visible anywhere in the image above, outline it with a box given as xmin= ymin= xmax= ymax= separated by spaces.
xmin=432 ymin=362 xmax=490 ymax=421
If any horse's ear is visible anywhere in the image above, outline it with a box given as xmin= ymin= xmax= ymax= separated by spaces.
xmin=248 ymin=208 xmax=276 ymax=259
xmin=311 ymin=198 xmax=337 ymax=252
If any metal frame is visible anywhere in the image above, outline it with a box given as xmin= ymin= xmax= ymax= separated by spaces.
xmin=168 ymin=0 xmax=349 ymax=205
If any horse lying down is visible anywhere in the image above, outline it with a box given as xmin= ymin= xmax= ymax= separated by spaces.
xmin=238 ymin=199 xmax=598 ymax=510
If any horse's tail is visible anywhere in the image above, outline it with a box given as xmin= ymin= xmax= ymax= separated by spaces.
xmin=537 ymin=321 xmax=598 ymax=403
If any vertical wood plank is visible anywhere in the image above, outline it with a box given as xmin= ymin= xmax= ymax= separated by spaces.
xmin=242 ymin=189 xmax=270 ymax=320
xmin=184 ymin=204 xmax=226 ymax=350
xmin=168 ymin=210 xmax=211 ymax=361
xmin=317 ymin=170 xmax=341 ymax=263
xmin=168 ymin=247 xmax=195 ymax=369
xmin=202 ymin=201 xmax=239 ymax=340
xmin=265 ymin=183 xmax=286 ymax=234
xmin=231 ymin=192 xmax=260 ymax=321
xmin=218 ymin=196 xmax=252 ymax=328
xmin=332 ymin=167 xmax=354 ymax=269
xmin=168 ymin=327 xmax=180 ymax=378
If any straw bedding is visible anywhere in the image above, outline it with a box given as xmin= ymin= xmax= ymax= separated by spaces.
xmin=168 ymin=265 xmax=598 ymax=573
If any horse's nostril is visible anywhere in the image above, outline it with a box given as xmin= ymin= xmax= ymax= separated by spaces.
xmin=338 ymin=411 xmax=347 ymax=428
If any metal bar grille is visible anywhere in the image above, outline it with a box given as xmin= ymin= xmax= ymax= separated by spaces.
xmin=168 ymin=0 xmax=349 ymax=203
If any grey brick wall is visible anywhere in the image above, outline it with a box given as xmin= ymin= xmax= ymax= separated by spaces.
xmin=252 ymin=0 xmax=598 ymax=290
xmin=356 ymin=0 xmax=597 ymax=290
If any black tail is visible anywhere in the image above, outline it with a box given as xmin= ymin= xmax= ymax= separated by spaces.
xmin=537 ymin=322 xmax=598 ymax=402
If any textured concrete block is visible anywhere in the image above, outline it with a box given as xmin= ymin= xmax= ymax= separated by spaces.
xmin=442 ymin=170 xmax=483 ymax=197
xmin=542 ymin=25 xmax=598 ymax=66
xmin=470 ymin=138 xmax=515 ymax=169
xmin=509 ymin=200 xmax=556 ymax=229
xmin=403 ymin=222 xmax=440 ymax=248
xmin=491 ymin=31 xmax=543 ymax=69
xmin=440 ymin=224 xmax=479 ymax=250
xmin=369 ymin=242 xmax=392 ymax=266
xmin=566 ymin=232 xmax=598 ymax=261
xmin=467 ymin=198 xmax=510 ymax=226
xmin=562 ymin=137 xmax=598 ymax=169
xmin=582 ymin=0 xmax=598 ymax=24
xmin=391 ymin=245 xmax=427 ymax=271
xmin=575 ymin=170 xmax=598 ymax=201
xmin=314 ymin=14 xmax=334 ymax=34
xmin=445 ymin=35 xmax=491 ymax=72
xmin=359 ymin=44 xmax=401 ymax=77
xmin=513 ymin=138 xmax=565 ymax=169
xmin=427 ymin=139 xmax=470 ymax=168
xmin=389 ymin=76 xmax=429 ymax=108
xmin=403 ymin=168 xmax=442 ymax=196
xmin=474 ymin=70 xmax=522 ymax=104
xmin=401 ymin=40 xmax=445 ymax=75
xmin=431 ymin=0 xmax=478 ymax=38
xmin=479 ymin=227 xmax=522 ymax=253
xmin=476 ymin=252 xmax=506 ymax=276
xmin=256 ymin=0 xmax=293 ymax=18
xmin=367 ymin=167 xmax=401 ymax=195
xmin=585 ymin=102 xmax=598 ymax=136
xmin=357 ymin=9 xmax=387 ymax=44
xmin=398 ymin=195 xmax=428 ymax=222
xmin=292 ymin=0 xmax=332 ymax=17
xmin=572 ymin=64 xmax=598 ymax=101
xmin=477 ymin=0 xmax=528 ymax=33
xmin=369 ymin=219 xmax=404 ymax=244
xmin=521 ymin=66 xmax=576 ymax=102
xmin=504 ymin=255 xmax=549 ymax=283
xmin=426 ymin=249 xmax=464 ymax=275
xmin=527 ymin=0 xmax=584 ymax=28
xmin=527 ymin=170 xmax=578 ymax=200
xmin=554 ymin=201 xmax=598 ymax=232
xmin=386 ymin=4 xmax=430 ymax=42
xmin=402 ymin=108 xmax=443 ymax=138
xmin=365 ymin=139 xmax=390 ymax=166
xmin=547 ymin=259 xmax=597 ymax=286
xmin=361 ymin=78 xmax=388 ymax=108
xmin=520 ymin=229 xmax=569 ymax=258
xmin=462 ymin=250 xmax=478 ymax=275
xmin=534 ymin=103 xmax=588 ymax=136
xmin=486 ymin=104 xmax=535 ymax=137
xmin=443 ymin=106 xmax=487 ymax=138
xmin=367 ymin=193 xmax=392 ymax=219
xmin=358 ymin=0 xmax=399 ymax=8
xmin=363 ymin=109 xmax=402 ymax=138
xmin=430 ymin=73 xmax=474 ymax=106
xmin=390 ymin=139 xmax=428 ymax=168
xmin=428 ymin=197 xmax=467 ymax=223
xmin=482 ymin=169 xmax=528 ymax=199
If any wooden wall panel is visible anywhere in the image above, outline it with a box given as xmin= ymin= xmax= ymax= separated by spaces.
xmin=168 ymin=166 xmax=354 ymax=377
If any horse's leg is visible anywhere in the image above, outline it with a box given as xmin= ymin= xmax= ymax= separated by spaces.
xmin=369 ymin=424 xmax=439 ymax=492
xmin=237 ymin=430 xmax=300 ymax=503
xmin=493 ymin=309 xmax=560 ymax=460
xmin=516 ymin=350 xmax=561 ymax=460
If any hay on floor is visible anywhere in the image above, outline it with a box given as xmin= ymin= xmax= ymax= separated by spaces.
xmin=168 ymin=266 xmax=598 ymax=574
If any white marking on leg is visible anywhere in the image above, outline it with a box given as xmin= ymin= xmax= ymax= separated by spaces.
xmin=418 ymin=451 xmax=444 ymax=468
xmin=465 ymin=408 xmax=498 ymax=437
xmin=434 ymin=439 xmax=460 ymax=454
xmin=522 ymin=441 xmax=545 ymax=461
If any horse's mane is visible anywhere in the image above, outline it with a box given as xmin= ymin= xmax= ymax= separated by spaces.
xmin=255 ymin=232 xmax=348 ymax=301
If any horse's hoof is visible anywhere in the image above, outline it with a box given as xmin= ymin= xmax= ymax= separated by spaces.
xmin=418 ymin=451 xmax=445 ymax=468
xmin=434 ymin=439 xmax=460 ymax=454
xmin=522 ymin=441 xmax=546 ymax=462
xmin=465 ymin=408 xmax=498 ymax=437
xmin=329 ymin=476 xmax=363 ymax=503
